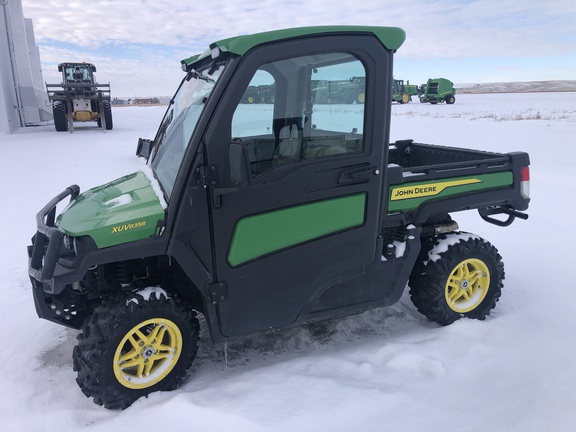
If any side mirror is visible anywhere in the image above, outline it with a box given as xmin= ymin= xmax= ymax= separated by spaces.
xmin=136 ymin=138 xmax=153 ymax=159
xmin=229 ymin=141 xmax=250 ymax=186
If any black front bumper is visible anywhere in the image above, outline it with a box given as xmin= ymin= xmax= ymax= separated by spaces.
xmin=28 ymin=185 xmax=87 ymax=328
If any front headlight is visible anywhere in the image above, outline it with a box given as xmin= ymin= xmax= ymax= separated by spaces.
xmin=63 ymin=234 xmax=77 ymax=254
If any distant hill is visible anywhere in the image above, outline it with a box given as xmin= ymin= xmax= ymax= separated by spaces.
xmin=456 ymin=80 xmax=576 ymax=94
xmin=115 ymin=81 xmax=576 ymax=101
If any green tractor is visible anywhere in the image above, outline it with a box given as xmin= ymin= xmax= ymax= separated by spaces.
xmin=419 ymin=78 xmax=456 ymax=104
xmin=46 ymin=63 xmax=113 ymax=132
xmin=311 ymin=76 xmax=366 ymax=104
xmin=391 ymin=79 xmax=419 ymax=103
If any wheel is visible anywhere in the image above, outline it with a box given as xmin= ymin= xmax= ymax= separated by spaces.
xmin=401 ymin=92 xmax=410 ymax=104
xmin=52 ymin=101 xmax=68 ymax=132
xmin=408 ymin=232 xmax=504 ymax=326
xmin=356 ymin=92 xmax=365 ymax=104
xmin=446 ymin=94 xmax=456 ymax=104
xmin=73 ymin=288 xmax=199 ymax=409
xmin=97 ymin=101 xmax=113 ymax=130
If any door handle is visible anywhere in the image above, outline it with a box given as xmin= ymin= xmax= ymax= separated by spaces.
xmin=339 ymin=166 xmax=380 ymax=183
xmin=350 ymin=167 xmax=380 ymax=179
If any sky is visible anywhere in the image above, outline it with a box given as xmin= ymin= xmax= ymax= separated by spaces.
xmin=20 ymin=0 xmax=576 ymax=97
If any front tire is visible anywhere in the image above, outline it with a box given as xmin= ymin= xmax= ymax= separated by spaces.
xmin=97 ymin=101 xmax=113 ymax=130
xmin=52 ymin=101 xmax=68 ymax=132
xmin=73 ymin=288 xmax=199 ymax=409
xmin=409 ymin=233 xmax=504 ymax=326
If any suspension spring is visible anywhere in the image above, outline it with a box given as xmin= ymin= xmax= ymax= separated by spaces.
xmin=116 ymin=261 xmax=133 ymax=287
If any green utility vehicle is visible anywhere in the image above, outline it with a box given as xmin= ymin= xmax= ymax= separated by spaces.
xmin=392 ymin=79 xmax=419 ymax=103
xmin=419 ymin=77 xmax=456 ymax=104
xmin=28 ymin=26 xmax=530 ymax=409
xmin=46 ymin=62 xmax=113 ymax=132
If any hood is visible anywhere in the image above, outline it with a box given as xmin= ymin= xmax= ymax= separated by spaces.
xmin=57 ymin=170 xmax=166 ymax=249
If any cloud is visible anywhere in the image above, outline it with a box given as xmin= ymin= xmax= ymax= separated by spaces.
xmin=21 ymin=0 xmax=576 ymax=95
xmin=38 ymin=44 xmax=188 ymax=96
xmin=24 ymin=0 xmax=576 ymax=56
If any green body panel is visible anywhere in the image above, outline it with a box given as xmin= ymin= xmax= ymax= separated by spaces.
xmin=388 ymin=172 xmax=513 ymax=212
xmin=228 ymin=193 xmax=367 ymax=267
xmin=57 ymin=171 xmax=165 ymax=248
xmin=182 ymin=26 xmax=406 ymax=69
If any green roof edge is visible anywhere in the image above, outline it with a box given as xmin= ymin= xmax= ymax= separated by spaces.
xmin=182 ymin=26 xmax=405 ymax=68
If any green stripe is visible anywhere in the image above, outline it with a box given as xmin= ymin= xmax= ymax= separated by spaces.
xmin=228 ymin=193 xmax=366 ymax=267
xmin=387 ymin=172 xmax=513 ymax=212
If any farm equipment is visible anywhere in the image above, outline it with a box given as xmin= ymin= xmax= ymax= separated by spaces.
xmin=46 ymin=63 xmax=113 ymax=132
xmin=241 ymin=84 xmax=276 ymax=104
xmin=419 ymin=78 xmax=456 ymax=104
xmin=312 ymin=76 xmax=366 ymax=104
xmin=242 ymin=77 xmax=366 ymax=104
xmin=29 ymin=26 xmax=529 ymax=409
xmin=392 ymin=79 xmax=420 ymax=103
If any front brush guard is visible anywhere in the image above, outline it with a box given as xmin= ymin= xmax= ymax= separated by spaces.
xmin=28 ymin=185 xmax=80 ymax=284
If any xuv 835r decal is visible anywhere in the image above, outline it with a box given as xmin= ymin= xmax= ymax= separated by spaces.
xmin=227 ymin=193 xmax=366 ymax=267
xmin=388 ymin=172 xmax=513 ymax=212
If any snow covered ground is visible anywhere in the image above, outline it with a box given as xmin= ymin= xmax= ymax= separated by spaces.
xmin=1 ymin=93 xmax=575 ymax=431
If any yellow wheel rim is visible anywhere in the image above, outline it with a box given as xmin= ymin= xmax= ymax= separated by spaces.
xmin=402 ymin=93 xmax=409 ymax=103
xmin=358 ymin=93 xmax=365 ymax=103
xmin=445 ymin=258 xmax=490 ymax=313
xmin=113 ymin=318 xmax=182 ymax=390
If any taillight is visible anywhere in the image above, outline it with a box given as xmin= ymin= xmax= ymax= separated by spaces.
xmin=520 ymin=166 xmax=530 ymax=199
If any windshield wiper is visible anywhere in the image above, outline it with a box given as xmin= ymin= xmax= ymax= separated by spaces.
xmin=187 ymin=70 xmax=215 ymax=83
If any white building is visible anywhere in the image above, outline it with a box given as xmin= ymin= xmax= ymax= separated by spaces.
xmin=1 ymin=0 xmax=52 ymax=134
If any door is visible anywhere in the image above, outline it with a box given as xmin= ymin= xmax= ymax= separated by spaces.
xmin=204 ymin=35 xmax=394 ymax=336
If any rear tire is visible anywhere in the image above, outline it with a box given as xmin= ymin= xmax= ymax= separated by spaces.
xmin=73 ymin=288 xmax=199 ymax=409
xmin=409 ymin=232 xmax=504 ymax=326
xmin=446 ymin=95 xmax=456 ymax=104
xmin=52 ymin=101 xmax=68 ymax=132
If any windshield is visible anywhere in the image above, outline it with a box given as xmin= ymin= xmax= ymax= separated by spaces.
xmin=65 ymin=65 xmax=93 ymax=82
xmin=150 ymin=61 xmax=226 ymax=198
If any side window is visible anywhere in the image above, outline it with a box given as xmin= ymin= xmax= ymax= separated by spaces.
xmin=232 ymin=52 xmax=365 ymax=177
